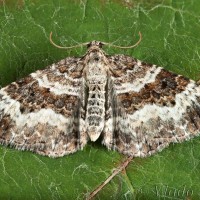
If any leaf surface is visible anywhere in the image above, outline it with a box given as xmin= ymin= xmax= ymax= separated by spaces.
xmin=0 ymin=0 xmax=200 ymax=199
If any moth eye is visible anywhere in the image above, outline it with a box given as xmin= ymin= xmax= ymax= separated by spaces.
xmin=87 ymin=43 xmax=92 ymax=48
xmin=99 ymin=42 xmax=103 ymax=48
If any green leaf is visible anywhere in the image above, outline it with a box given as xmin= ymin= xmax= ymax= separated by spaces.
xmin=0 ymin=0 xmax=200 ymax=199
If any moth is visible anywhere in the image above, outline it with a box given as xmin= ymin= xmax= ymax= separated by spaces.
xmin=0 ymin=32 xmax=199 ymax=158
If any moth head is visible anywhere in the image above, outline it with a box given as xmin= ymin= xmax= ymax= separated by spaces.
xmin=86 ymin=41 xmax=104 ymax=49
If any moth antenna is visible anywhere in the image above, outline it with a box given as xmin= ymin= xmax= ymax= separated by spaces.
xmin=49 ymin=32 xmax=88 ymax=49
xmin=103 ymin=32 xmax=142 ymax=49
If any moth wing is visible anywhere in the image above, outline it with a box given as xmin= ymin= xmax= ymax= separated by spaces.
xmin=104 ymin=54 xmax=200 ymax=157
xmin=0 ymin=57 xmax=88 ymax=157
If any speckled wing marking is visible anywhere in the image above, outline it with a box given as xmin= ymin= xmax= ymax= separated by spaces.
xmin=105 ymin=54 xmax=200 ymax=157
xmin=0 ymin=57 xmax=88 ymax=157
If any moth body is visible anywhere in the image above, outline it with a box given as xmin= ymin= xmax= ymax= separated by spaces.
xmin=84 ymin=46 xmax=107 ymax=141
